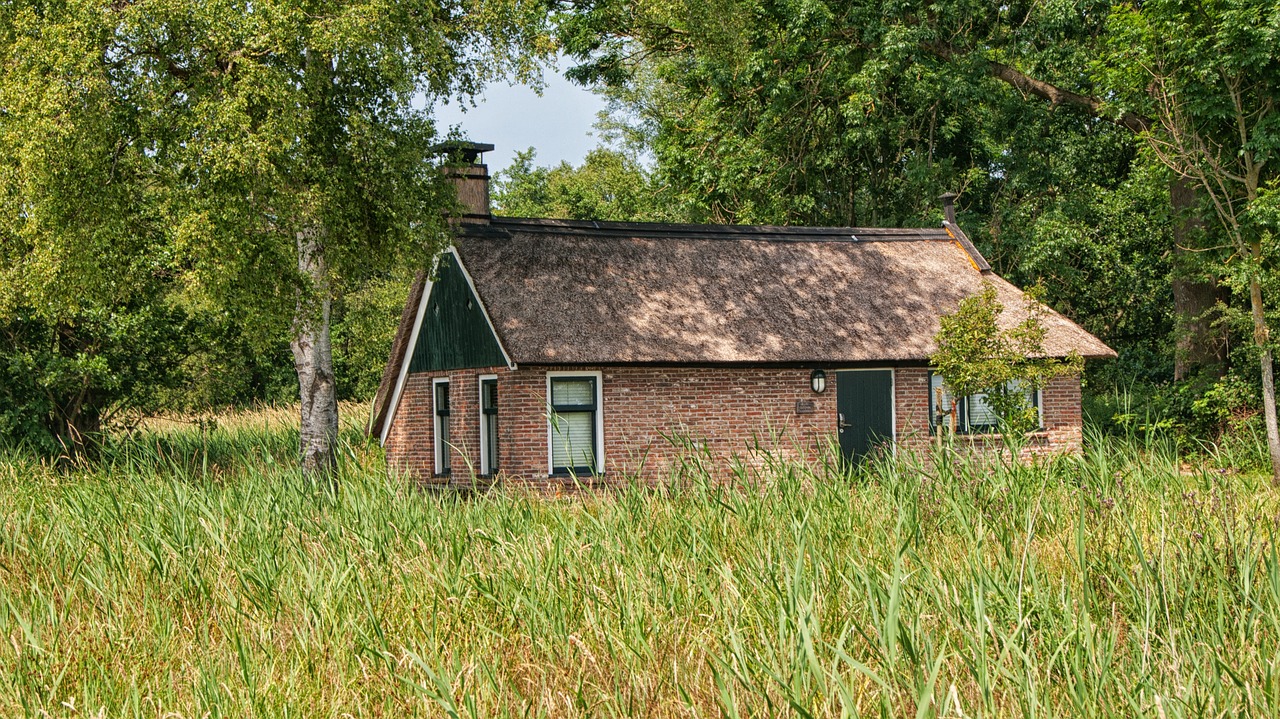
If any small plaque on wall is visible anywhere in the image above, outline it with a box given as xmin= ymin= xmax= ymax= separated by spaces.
xmin=795 ymin=400 xmax=816 ymax=415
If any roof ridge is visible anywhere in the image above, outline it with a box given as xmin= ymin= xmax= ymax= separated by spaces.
xmin=483 ymin=216 xmax=953 ymax=242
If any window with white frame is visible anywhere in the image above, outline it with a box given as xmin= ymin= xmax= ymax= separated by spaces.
xmin=928 ymin=373 xmax=1040 ymax=434
xmin=547 ymin=374 xmax=601 ymax=475
xmin=433 ymin=379 xmax=451 ymax=475
xmin=479 ymin=377 xmax=498 ymax=476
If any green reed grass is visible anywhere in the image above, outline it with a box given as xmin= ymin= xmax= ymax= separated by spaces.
xmin=1 ymin=409 xmax=1279 ymax=717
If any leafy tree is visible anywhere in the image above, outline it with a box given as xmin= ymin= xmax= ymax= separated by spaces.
xmin=0 ymin=6 xmax=179 ymax=456
xmin=1096 ymin=0 xmax=1280 ymax=480
xmin=492 ymin=146 xmax=666 ymax=220
xmin=931 ymin=282 xmax=1084 ymax=438
xmin=1 ymin=0 xmax=552 ymax=474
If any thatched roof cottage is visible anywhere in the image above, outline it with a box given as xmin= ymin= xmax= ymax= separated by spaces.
xmin=369 ymin=143 xmax=1114 ymax=490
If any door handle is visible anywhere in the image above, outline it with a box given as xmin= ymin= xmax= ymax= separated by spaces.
xmin=838 ymin=413 xmax=850 ymax=430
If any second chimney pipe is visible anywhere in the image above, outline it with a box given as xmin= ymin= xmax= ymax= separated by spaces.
xmin=939 ymin=192 xmax=959 ymax=226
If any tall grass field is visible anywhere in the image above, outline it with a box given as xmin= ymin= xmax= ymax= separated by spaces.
xmin=2 ymin=406 xmax=1279 ymax=717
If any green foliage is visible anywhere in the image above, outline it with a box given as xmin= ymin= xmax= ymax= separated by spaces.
xmin=113 ymin=0 xmax=548 ymax=335
xmin=166 ymin=312 xmax=299 ymax=412
xmin=1091 ymin=0 xmax=1280 ymax=474
xmin=989 ymin=144 xmax=1177 ymax=388
xmin=1100 ymin=7 xmax=1280 ymax=373
xmin=1 ymin=411 xmax=1279 ymax=714
xmin=0 ymin=306 xmax=189 ymax=455
xmin=931 ymin=282 xmax=1084 ymax=436
xmin=492 ymin=146 xmax=669 ymax=221
xmin=0 ymin=0 xmax=553 ymax=451
xmin=556 ymin=0 xmax=1174 ymax=389
xmin=1190 ymin=372 xmax=1261 ymax=438
xmin=332 ymin=274 xmax=416 ymax=401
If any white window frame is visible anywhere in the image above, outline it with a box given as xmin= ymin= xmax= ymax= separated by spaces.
xmin=478 ymin=374 xmax=498 ymax=476
xmin=433 ymin=377 xmax=451 ymax=476
xmin=545 ymin=370 xmax=605 ymax=476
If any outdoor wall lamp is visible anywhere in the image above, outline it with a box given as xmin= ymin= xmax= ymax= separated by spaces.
xmin=810 ymin=369 xmax=827 ymax=394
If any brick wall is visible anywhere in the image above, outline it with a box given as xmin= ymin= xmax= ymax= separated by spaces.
xmin=382 ymin=365 xmax=1085 ymax=489
xmin=383 ymin=366 xmax=508 ymax=486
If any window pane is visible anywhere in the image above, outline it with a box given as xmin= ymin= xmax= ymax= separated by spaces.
xmin=967 ymin=392 xmax=999 ymax=428
xmin=481 ymin=379 xmax=498 ymax=473
xmin=438 ymin=415 xmax=451 ymax=473
xmin=435 ymin=382 xmax=449 ymax=414
xmin=552 ymin=378 xmax=594 ymax=407
xmin=1008 ymin=380 xmax=1037 ymax=408
xmin=551 ymin=410 xmax=595 ymax=470
xmin=929 ymin=374 xmax=956 ymax=428
xmin=485 ymin=414 xmax=498 ymax=471
xmin=966 ymin=382 xmax=1035 ymax=431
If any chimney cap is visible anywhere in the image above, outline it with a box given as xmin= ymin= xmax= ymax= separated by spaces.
xmin=433 ymin=140 xmax=495 ymax=165
xmin=938 ymin=191 xmax=959 ymax=225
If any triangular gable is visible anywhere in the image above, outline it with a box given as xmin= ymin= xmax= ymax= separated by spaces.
xmin=408 ymin=251 xmax=508 ymax=372
xmin=373 ymin=248 xmax=512 ymax=444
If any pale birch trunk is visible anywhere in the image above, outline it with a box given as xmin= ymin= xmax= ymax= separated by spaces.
xmin=291 ymin=227 xmax=339 ymax=477
xmin=1248 ymin=270 xmax=1280 ymax=483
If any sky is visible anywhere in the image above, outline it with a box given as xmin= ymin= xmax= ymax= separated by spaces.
xmin=431 ymin=67 xmax=608 ymax=175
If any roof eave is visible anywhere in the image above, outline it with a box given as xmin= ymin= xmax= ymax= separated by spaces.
xmin=368 ymin=271 xmax=429 ymax=439
xmin=942 ymin=221 xmax=992 ymax=272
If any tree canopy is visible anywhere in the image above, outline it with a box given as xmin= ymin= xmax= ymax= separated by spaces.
xmin=3 ymin=0 xmax=1279 ymax=474
xmin=0 ymin=0 xmax=551 ymax=466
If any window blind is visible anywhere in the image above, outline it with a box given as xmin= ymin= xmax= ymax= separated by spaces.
xmin=551 ymin=411 xmax=595 ymax=470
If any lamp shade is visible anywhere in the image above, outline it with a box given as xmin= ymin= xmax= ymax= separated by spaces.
xmin=810 ymin=369 xmax=827 ymax=394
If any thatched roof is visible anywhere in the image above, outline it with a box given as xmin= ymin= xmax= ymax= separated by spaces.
xmin=459 ymin=218 xmax=1112 ymax=363
xmin=369 ymin=217 xmax=1113 ymax=436
xmin=369 ymin=269 xmax=428 ymax=437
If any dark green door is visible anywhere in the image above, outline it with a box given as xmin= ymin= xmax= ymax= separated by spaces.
xmin=836 ymin=370 xmax=894 ymax=464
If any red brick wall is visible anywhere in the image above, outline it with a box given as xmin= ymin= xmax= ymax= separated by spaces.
xmin=382 ymin=365 xmax=1085 ymax=489
xmin=383 ymin=373 xmax=435 ymax=476
xmin=383 ymin=366 xmax=508 ymax=484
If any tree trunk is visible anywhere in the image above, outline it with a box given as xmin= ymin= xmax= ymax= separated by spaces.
xmin=1170 ymin=177 xmax=1228 ymax=380
xmin=291 ymin=228 xmax=339 ymax=478
xmin=54 ymin=400 xmax=101 ymax=466
xmin=1247 ymin=269 xmax=1280 ymax=483
xmin=1173 ymin=275 xmax=1228 ymax=380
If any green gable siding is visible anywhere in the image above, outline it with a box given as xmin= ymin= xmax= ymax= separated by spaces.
xmin=408 ymin=253 xmax=507 ymax=373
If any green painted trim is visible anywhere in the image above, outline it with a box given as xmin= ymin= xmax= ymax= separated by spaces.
xmin=408 ymin=252 xmax=508 ymax=373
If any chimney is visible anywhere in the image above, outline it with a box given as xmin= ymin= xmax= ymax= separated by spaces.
xmin=436 ymin=141 xmax=494 ymax=223
xmin=938 ymin=191 xmax=992 ymax=272
xmin=938 ymin=192 xmax=959 ymax=226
